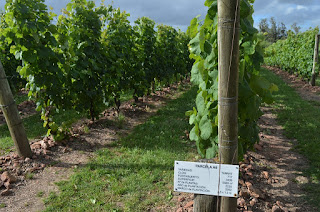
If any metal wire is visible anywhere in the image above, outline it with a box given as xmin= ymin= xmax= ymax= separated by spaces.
xmin=0 ymin=76 xmax=18 ymax=80
xmin=0 ymin=101 xmax=16 ymax=108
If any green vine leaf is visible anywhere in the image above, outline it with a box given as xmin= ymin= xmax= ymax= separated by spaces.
xmin=199 ymin=115 xmax=213 ymax=140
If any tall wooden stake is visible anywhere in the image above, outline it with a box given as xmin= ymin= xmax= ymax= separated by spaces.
xmin=0 ymin=60 xmax=32 ymax=157
xmin=310 ymin=34 xmax=320 ymax=86
xmin=193 ymin=159 xmax=218 ymax=212
xmin=194 ymin=194 xmax=217 ymax=212
xmin=218 ymin=0 xmax=240 ymax=211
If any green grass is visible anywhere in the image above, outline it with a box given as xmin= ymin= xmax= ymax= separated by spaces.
xmin=261 ymin=68 xmax=320 ymax=207
xmin=0 ymin=114 xmax=44 ymax=153
xmin=0 ymin=109 xmax=84 ymax=154
xmin=0 ymin=93 xmax=45 ymax=153
xmin=0 ymin=91 xmax=134 ymax=154
xmin=14 ymin=92 xmax=29 ymax=105
xmin=25 ymin=172 xmax=35 ymax=180
xmin=44 ymin=87 xmax=198 ymax=211
xmin=37 ymin=191 xmax=45 ymax=198
xmin=315 ymin=77 xmax=320 ymax=88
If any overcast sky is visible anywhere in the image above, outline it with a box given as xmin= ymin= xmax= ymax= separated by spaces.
xmin=0 ymin=0 xmax=319 ymax=32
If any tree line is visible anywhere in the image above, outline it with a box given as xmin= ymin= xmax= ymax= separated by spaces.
xmin=258 ymin=17 xmax=301 ymax=43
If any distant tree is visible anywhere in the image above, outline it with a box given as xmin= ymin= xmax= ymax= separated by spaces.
xmin=258 ymin=17 xmax=288 ymax=43
xmin=269 ymin=17 xmax=278 ymax=43
xmin=259 ymin=18 xmax=269 ymax=33
xmin=290 ymin=22 xmax=301 ymax=34
xmin=278 ymin=22 xmax=287 ymax=39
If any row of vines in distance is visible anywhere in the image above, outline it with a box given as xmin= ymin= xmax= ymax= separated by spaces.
xmin=265 ymin=27 xmax=319 ymax=81
xmin=0 ymin=0 xmax=192 ymax=140
xmin=186 ymin=0 xmax=278 ymax=159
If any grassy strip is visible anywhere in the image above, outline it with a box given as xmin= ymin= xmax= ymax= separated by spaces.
xmin=0 ymin=111 xmax=84 ymax=154
xmin=14 ymin=93 xmax=29 ymax=105
xmin=261 ymin=68 xmax=320 ymax=207
xmin=1 ymin=114 xmax=45 ymax=152
xmin=1 ymin=93 xmax=46 ymax=153
xmin=44 ymin=87 xmax=198 ymax=211
xmin=0 ymin=91 xmax=134 ymax=154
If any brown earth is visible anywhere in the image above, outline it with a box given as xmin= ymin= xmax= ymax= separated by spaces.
xmin=265 ymin=65 xmax=320 ymax=102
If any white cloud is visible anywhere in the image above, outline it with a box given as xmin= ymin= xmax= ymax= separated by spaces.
xmin=296 ymin=5 xmax=308 ymax=10
xmin=286 ymin=5 xmax=308 ymax=15
xmin=285 ymin=7 xmax=295 ymax=15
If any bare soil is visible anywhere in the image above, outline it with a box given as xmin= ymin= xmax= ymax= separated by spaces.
xmin=265 ymin=66 xmax=320 ymax=103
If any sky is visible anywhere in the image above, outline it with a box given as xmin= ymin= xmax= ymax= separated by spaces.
xmin=0 ymin=0 xmax=319 ymax=32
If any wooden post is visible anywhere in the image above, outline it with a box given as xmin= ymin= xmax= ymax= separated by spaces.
xmin=310 ymin=34 xmax=320 ymax=86
xmin=218 ymin=0 xmax=240 ymax=211
xmin=193 ymin=159 xmax=218 ymax=212
xmin=0 ymin=60 xmax=32 ymax=157
xmin=194 ymin=194 xmax=217 ymax=212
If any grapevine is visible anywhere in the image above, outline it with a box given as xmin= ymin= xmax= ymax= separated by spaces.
xmin=103 ymin=8 xmax=143 ymax=112
xmin=3 ymin=0 xmax=68 ymax=139
xmin=57 ymin=0 xmax=111 ymax=121
xmin=186 ymin=0 xmax=278 ymax=159
xmin=1 ymin=0 xmax=192 ymax=141
xmin=134 ymin=17 xmax=157 ymax=95
xmin=265 ymin=27 xmax=319 ymax=81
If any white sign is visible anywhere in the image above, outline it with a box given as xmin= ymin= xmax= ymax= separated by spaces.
xmin=174 ymin=161 xmax=239 ymax=198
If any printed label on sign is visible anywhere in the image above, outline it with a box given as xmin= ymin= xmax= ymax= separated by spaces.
xmin=174 ymin=161 xmax=239 ymax=198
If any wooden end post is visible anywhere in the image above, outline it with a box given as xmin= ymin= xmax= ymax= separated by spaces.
xmin=311 ymin=34 xmax=320 ymax=86
xmin=193 ymin=159 xmax=218 ymax=212
xmin=0 ymin=60 xmax=32 ymax=157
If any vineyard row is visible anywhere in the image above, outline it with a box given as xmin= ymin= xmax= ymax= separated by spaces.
xmin=0 ymin=0 xmax=193 ymax=140
xmin=265 ymin=27 xmax=320 ymax=81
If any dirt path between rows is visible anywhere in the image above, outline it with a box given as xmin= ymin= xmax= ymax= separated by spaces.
xmin=0 ymin=82 xmax=190 ymax=212
xmin=174 ymin=105 xmax=316 ymax=212
xmin=237 ymin=67 xmax=319 ymax=211
xmin=265 ymin=66 xmax=320 ymax=103
xmin=241 ymin=106 xmax=315 ymax=211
